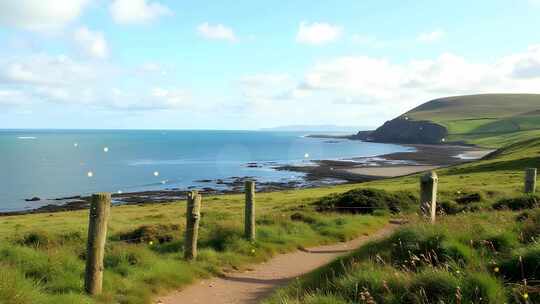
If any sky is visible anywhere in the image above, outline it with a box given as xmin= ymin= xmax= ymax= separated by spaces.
xmin=1 ymin=0 xmax=540 ymax=130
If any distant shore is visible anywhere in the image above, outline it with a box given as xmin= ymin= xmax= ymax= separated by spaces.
xmin=275 ymin=144 xmax=494 ymax=182
xmin=0 ymin=141 xmax=494 ymax=217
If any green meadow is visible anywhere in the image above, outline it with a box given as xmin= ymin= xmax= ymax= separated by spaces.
xmin=0 ymin=186 xmax=389 ymax=304
xmin=263 ymin=139 xmax=540 ymax=304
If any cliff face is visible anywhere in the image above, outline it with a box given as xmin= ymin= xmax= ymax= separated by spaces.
xmin=354 ymin=117 xmax=448 ymax=144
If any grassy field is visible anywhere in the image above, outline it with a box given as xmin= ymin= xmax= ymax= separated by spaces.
xmin=402 ymin=94 xmax=540 ymax=147
xmin=1 ymin=137 xmax=540 ymax=303
xmin=263 ymin=138 xmax=540 ymax=304
xmin=0 ymin=188 xmax=391 ymax=304
xmin=264 ymin=210 xmax=539 ymax=304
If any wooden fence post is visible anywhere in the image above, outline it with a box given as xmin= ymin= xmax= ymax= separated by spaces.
xmin=525 ymin=168 xmax=537 ymax=194
xmin=245 ymin=180 xmax=256 ymax=241
xmin=184 ymin=191 xmax=201 ymax=260
xmin=85 ymin=193 xmax=111 ymax=295
xmin=420 ymin=171 xmax=438 ymax=224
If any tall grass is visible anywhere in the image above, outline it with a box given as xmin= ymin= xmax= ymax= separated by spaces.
xmin=0 ymin=202 xmax=387 ymax=304
xmin=265 ymin=210 xmax=538 ymax=304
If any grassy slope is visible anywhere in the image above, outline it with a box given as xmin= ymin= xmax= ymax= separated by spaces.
xmin=2 ymin=137 xmax=540 ymax=303
xmin=403 ymin=94 xmax=540 ymax=147
xmin=264 ymin=138 xmax=540 ymax=304
xmin=265 ymin=211 xmax=538 ymax=304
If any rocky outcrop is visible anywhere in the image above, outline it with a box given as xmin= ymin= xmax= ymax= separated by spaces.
xmin=354 ymin=117 xmax=448 ymax=144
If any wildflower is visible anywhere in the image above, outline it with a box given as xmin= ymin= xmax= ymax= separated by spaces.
xmin=494 ymin=267 xmax=499 ymax=273
xmin=149 ymin=241 xmax=154 ymax=246
xmin=251 ymin=249 xmax=256 ymax=254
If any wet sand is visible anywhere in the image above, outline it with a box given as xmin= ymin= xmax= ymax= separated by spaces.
xmin=277 ymin=144 xmax=494 ymax=181
xmin=345 ymin=165 xmax=441 ymax=177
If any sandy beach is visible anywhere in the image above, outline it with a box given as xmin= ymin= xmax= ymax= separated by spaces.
xmin=345 ymin=165 xmax=441 ymax=177
xmin=277 ymin=144 xmax=494 ymax=180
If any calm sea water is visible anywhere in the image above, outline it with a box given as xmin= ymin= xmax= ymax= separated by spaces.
xmin=0 ymin=130 xmax=412 ymax=212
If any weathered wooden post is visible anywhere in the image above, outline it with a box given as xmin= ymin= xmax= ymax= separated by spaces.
xmin=525 ymin=168 xmax=537 ymax=194
xmin=420 ymin=171 xmax=438 ymax=224
xmin=245 ymin=180 xmax=256 ymax=241
xmin=184 ymin=190 xmax=201 ymax=260
xmin=85 ymin=193 xmax=111 ymax=295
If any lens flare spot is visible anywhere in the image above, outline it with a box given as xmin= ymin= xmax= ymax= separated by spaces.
xmin=74 ymin=142 xmax=79 ymax=148
xmin=304 ymin=153 xmax=310 ymax=158
xmin=87 ymin=171 xmax=94 ymax=178
xmin=153 ymin=171 xmax=160 ymax=177
xmin=103 ymin=147 xmax=109 ymax=152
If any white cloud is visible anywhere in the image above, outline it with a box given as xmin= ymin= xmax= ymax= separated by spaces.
xmin=0 ymin=0 xmax=89 ymax=31
xmin=73 ymin=27 xmax=109 ymax=59
xmin=0 ymin=54 xmax=190 ymax=111
xmin=197 ymin=23 xmax=237 ymax=41
xmin=417 ymin=30 xmax=445 ymax=42
xmin=239 ymin=73 xmax=294 ymax=101
xmin=109 ymin=87 xmax=190 ymax=110
xmin=0 ymin=89 xmax=31 ymax=106
xmin=350 ymin=34 xmax=391 ymax=48
xmin=239 ymin=45 xmax=540 ymax=125
xmin=109 ymin=0 xmax=172 ymax=24
xmin=296 ymin=22 xmax=342 ymax=45
xmin=505 ymin=45 xmax=540 ymax=79
xmin=0 ymin=55 xmax=104 ymax=86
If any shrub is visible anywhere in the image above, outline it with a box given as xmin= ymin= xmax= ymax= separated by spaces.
xmin=461 ymin=273 xmax=505 ymax=304
xmin=389 ymin=228 xmax=449 ymax=269
xmin=105 ymin=244 xmax=153 ymax=276
xmin=199 ymin=224 xmax=243 ymax=252
xmin=475 ymin=232 xmax=518 ymax=253
xmin=314 ymin=188 xmax=416 ymax=214
xmin=438 ymin=200 xmax=462 ymax=215
xmin=117 ymin=224 xmax=180 ymax=244
xmin=303 ymin=295 xmax=348 ymax=304
xmin=290 ymin=212 xmax=317 ymax=224
xmin=498 ymin=244 xmax=540 ymax=283
xmin=492 ymin=195 xmax=540 ymax=210
xmin=520 ymin=209 xmax=540 ymax=243
xmin=456 ymin=192 xmax=484 ymax=205
xmin=17 ymin=231 xmax=55 ymax=249
xmin=406 ymin=270 xmax=460 ymax=303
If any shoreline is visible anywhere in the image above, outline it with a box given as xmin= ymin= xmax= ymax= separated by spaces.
xmin=0 ymin=143 xmax=494 ymax=217
xmin=275 ymin=144 xmax=493 ymax=182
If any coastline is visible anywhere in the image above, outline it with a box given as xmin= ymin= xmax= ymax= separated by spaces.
xmin=274 ymin=144 xmax=493 ymax=182
xmin=0 ymin=143 xmax=494 ymax=217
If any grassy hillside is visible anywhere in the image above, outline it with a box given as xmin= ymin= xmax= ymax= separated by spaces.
xmin=265 ymin=211 xmax=539 ymax=304
xmin=265 ymin=138 xmax=540 ymax=304
xmin=403 ymin=94 xmax=540 ymax=147
xmin=1 ymin=138 xmax=540 ymax=303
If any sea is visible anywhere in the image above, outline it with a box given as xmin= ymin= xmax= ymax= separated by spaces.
xmin=0 ymin=129 xmax=413 ymax=212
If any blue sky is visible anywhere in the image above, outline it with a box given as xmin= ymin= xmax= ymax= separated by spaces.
xmin=1 ymin=0 xmax=540 ymax=130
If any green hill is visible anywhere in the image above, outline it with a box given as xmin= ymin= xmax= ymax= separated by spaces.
xmin=364 ymin=94 xmax=540 ymax=147
xmin=265 ymin=137 xmax=540 ymax=304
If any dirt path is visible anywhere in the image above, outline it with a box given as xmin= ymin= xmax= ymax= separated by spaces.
xmin=157 ymin=223 xmax=399 ymax=304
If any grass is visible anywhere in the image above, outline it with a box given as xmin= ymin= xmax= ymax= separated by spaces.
xmin=0 ymin=189 xmax=389 ymax=304
xmin=401 ymin=93 xmax=540 ymax=147
xmin=264 ymin=211 xmax=537 ymax=304
xmin=263 ymin=137 xmax=540 ymax=304
xmin=1 ymin=136 xmax=540 ymax=303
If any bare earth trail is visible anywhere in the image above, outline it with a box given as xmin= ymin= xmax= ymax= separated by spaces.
xmin=158 ymin=223 xmax=399 ymax=304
